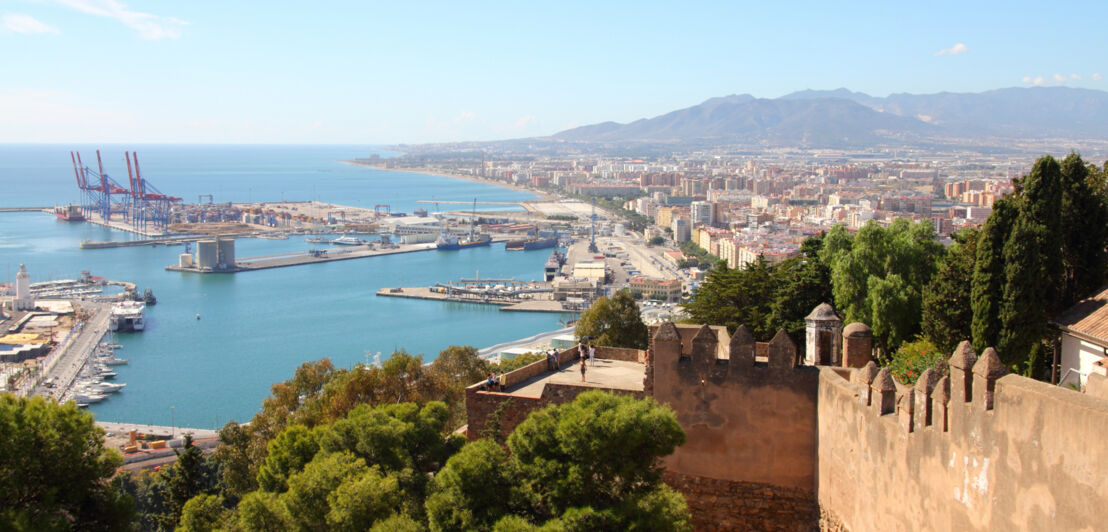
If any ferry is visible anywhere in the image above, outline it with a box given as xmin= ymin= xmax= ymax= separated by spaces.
xmin=330 ymin=234 xmax=368 ymax=246
xmin=54 ymin=204 xmax=85 ymax=221
xmin=109 ymin=301 xmax=146 ymax=332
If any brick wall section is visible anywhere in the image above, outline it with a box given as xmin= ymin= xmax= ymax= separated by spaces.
xmin=465 ymin=343 xmax=647 ymax=442
xmin=593 ymin=345 xmax=646 ymax=363
xmin=664 ymin=471 xmax=818 ymax=532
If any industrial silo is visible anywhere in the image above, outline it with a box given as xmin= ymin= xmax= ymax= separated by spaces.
xmin=196 ymin=240 xmax=218 ymax=270
xmin=217 ymin=238 xmax=236 ymax=269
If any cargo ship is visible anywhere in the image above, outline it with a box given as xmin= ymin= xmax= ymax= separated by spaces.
xmin=437 ymin=198 xmax=490 ymax=250
xmin=505 ymin=236 xmax=558 ymax=251
xmin=54 ymin=204 xmax=85 ymax=221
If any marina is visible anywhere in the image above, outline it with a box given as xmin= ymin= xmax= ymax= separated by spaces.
xmin=0 ymin=144 xmax=566 ymax=428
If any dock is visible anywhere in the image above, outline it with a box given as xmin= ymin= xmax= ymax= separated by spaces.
xmin=167 ymin=242 xmax=439 ymax=273
xmin=0 ymin=207 xmax=50 ymax=213
xmin=376 ymin=286 xmax=570 ymax=313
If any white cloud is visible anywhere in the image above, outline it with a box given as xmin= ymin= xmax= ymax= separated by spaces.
xmin=514 ymin=115 xmax=536 ymax=128
xmin=455 ymin=110 xmax=478 ymax=122
xmin=934 ymin=43 xmax=969 ymax=56
xmin=1093 ymin=73 xmax=1104 ymax=81
xmin=2 ymin=13 xmax=60 ymax=35
xmin=1070 ymin=73 xmax=1083 ymax=81
xmin=1021 ymin=76 xmax=1032 ymax=84
xmin=54 ymin=0 xmax=187 ymax=39
xmin=1053 ymin=73 xmax=1066 ymax=83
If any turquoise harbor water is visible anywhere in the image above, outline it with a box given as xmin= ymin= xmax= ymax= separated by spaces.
xmin=0 ymin=145 xmax=571 ymax=428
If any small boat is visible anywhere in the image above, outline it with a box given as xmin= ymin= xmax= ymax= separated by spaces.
xmin=95 ymin=355 xmax=128 ymax=366
xmin=143 ymin=288 xmax=157 ymax=306
xmin=196 ymin=314 xmax=201 ymax=320
xmin=306 ymin=236 xmax=327 ymax=243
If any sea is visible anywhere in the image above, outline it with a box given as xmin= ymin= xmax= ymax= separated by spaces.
xmin=0 ymin=144 xmax=572 ymax=429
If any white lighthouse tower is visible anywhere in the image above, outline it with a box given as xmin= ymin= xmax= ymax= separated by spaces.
xmin=13 ymin=264 xmax=34 ymax=311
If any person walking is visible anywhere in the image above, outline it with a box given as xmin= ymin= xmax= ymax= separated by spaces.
xmin=588 ymin=343 xmax=596 ymax=363
xmin=580 ymin=357 xmax=587 ymax=382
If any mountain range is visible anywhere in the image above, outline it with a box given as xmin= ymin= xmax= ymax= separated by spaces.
xmin=551 ymin=87 xmax=1108 ymax=148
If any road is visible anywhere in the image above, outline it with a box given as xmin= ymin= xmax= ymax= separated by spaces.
xmin=35 ymin=302 xmax=111 ymax=401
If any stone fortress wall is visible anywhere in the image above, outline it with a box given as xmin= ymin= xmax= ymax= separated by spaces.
xmin=466 ymin=311 xmax=1108 ymax=530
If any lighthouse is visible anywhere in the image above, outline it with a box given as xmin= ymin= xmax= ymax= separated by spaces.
xmin=13 ymin=264 xmax=34 ymax=311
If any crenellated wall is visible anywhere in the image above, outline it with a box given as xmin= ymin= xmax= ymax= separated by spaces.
xmin=465 ymin=320 xmax=1108 ymax=531
xmin=817 ymin=341 xmax=1108 ymax=531
xmin=650 ymin=322 xmax=821 ymax=530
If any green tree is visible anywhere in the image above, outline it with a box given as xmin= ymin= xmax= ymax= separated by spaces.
xmin=369 ymin=514 xmax=424 ymax=532
xmin=316 ymin=401 xmax=462 ymax=519
xmin=425 ymin=439 xmax=517 ymax=531
xmin=1059 ymin=153 xmax=1108 ymax=306
xmin=0 ymin=395 xmax=133 ymax=531
xmin=178 ymin=494 xmax=230 ymax=532
xmin=325 ymin=466 xmax=403 ymax=532
xmin=284 ymin=451 xmax=369 ymax=531
xmin=257 ymin=424 xmax=321 ymax=493
xmin=648 ymin=236 xmax=665 ymax=246
xmin=575 ymin=290 xmax=648 ymax=349
xmin=236 ymin=491 xmax=294 ymax=531
xmin=821 ymin=219 xmax=944 ymax=354
xmin=921 ymin=227 xmax=979 ymax=353
xmin=767 ymin=235 xmax=833 ymax=349
xmin=969 ymin=154 xmax=1108 ymax=374
xmin=971 ymin=198 xmax=1016 ymax=351
xmin=163 ymin=434 xmax=218 ymax=529
xmin=428 ymin=391 xmax=689 ymax=531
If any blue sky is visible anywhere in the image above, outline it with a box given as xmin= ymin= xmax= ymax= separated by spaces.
xmin=1 ymin=0 xmax=1105 ymax=144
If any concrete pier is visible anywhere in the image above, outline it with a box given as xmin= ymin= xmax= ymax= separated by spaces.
xmin=167 ymin=242 xmax=439 ymax=273
xmin=376 ymin=286 xmax=570 ymax=313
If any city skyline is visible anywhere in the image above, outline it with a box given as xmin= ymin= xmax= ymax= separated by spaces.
xmin=2 ymin=0 xmax=1106 ymax=144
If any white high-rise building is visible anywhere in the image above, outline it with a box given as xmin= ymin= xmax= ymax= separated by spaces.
xmin=690 ymin=201 xmax=714 ymax=226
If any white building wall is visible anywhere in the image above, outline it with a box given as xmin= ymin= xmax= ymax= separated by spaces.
xmin=1059 ymin=333 xmax=1106 ymax=389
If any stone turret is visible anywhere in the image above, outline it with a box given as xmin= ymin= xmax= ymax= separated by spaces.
xmin=841 ymin=322 xmax=873 ymax=368
xmin=805 ymin=303 xmax=842 ymax=366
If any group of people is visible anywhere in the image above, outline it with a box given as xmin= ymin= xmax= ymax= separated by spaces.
xmin=545 ymin=341 xmax=597 ymax=382
xmin=485 ymin=372 xmax=501 ymax=392
xmin=577 ymin=341 xmax=595 ymax=381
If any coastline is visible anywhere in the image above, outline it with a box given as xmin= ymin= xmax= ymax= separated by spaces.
xmin=341 ymin=160 xmax=554 ymax=200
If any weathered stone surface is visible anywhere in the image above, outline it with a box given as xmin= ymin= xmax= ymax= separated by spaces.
xmin=665 ymin=471 xmax=818 ymax=532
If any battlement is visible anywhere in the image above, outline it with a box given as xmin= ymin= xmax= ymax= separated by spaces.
xmin=645 ymin=317 xmax=1108 ymax=531
xmin=818 ymin=339 xmax=1108 ymax=531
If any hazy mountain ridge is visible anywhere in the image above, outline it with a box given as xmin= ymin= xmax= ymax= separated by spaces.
xmin=552 ymin=86 xmax=1108 ymax=147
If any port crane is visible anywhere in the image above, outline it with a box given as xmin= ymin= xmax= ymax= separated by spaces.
xmin=68 ymin=150 xmax=182 ymax=232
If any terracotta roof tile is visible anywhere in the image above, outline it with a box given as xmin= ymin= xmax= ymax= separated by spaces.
xmin=1055 ymin=285 xmax=1108 ymax=345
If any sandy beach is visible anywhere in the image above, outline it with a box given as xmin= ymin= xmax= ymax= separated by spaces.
xmin=341 ymin=160 xmax=555 ymax=199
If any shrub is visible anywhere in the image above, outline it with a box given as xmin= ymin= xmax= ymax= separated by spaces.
xmin=888 ymin=338 xmax=947 ymax=385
